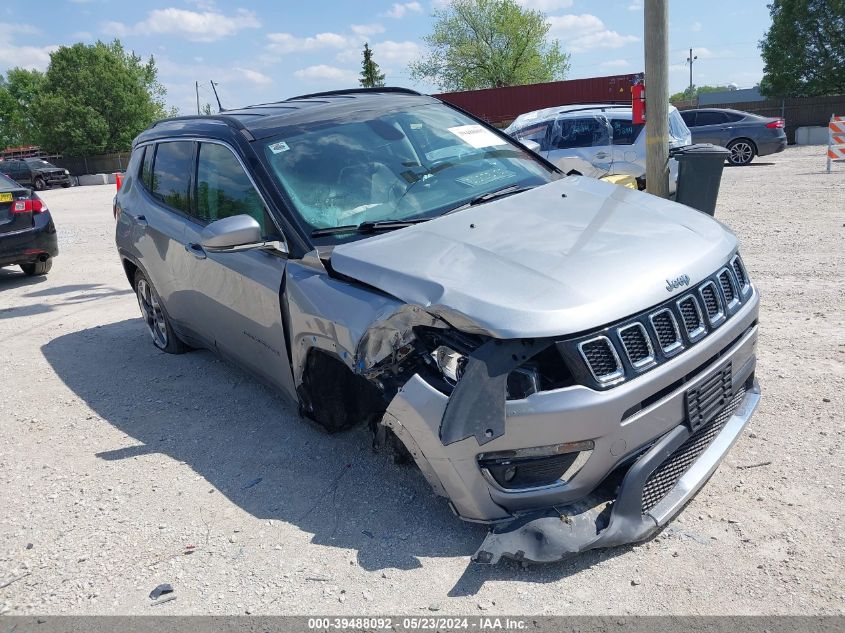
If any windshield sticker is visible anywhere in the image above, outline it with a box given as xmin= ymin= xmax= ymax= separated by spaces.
xmin=268 ymin=141 xmax=290 ymax=154
xmin=447 ymin=125 xmax=508 ymax=149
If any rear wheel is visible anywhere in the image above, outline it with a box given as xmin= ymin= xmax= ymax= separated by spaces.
xmin=33 ymin=177 xmax=46 ymax=191
xmin=21 ymin=258 xmax=52 ymax=276
xmin=134 ymin=270 xmax=188 ymax=354
xmin=727 ymin=139 xmax=755 ymax=166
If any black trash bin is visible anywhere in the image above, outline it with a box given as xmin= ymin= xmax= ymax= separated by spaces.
xmin=670 ymin=143 xmax=731 ymax=216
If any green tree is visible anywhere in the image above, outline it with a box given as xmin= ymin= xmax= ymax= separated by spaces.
xmin=759 ymin=0 xmax=845 ymax=97
xmin=0 ymin=68 xmax=46 ymax=148
xmin=359 ymin=43 xmax=386 ymax=88
xmin=670 ymin=84 xmax=731 ymax=102
xmin=409 ymin=0 xmax=569 ymax=91
xmin=201 ymin=102 xmax=214 ymax=116
xmin=31 ymin=40 xmax=174 ymax=155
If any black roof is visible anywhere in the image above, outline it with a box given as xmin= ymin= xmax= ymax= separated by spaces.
xmin=137 ymin=88 xmax=439 ymax=145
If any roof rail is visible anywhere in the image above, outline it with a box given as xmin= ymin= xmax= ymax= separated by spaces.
xmin=283 ymin=86 xmax=423 ymax=102
xmin=149 ymin=114 xmax=247 ymax=132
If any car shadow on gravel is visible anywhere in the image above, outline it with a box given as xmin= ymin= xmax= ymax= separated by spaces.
xmin=0 ymin=268 xmax=48 ymax=290
xmin=42 ymin=318 xmax=630 ymax=592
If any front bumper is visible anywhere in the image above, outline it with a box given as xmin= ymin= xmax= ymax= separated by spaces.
xmin=382 ymin=288 xmax=759 ymax=562
xmin=0 ymin=213 xmax=59 ymax=266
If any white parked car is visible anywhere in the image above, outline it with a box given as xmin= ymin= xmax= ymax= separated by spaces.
xmin=505 ymin=104 xmax=692 ymax=192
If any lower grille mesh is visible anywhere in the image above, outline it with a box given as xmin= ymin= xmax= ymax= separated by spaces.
xmin=641 ymin=386 xmax=747 ymax=514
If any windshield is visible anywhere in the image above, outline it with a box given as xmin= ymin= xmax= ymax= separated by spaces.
xmin=261 ymin=103 xmax=560 ymax=243
xmin=24 ymin=159 xmax=57 ymax=168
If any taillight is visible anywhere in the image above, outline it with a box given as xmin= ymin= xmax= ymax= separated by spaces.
xmin=766 ymin=119 xmax=785 ymax=129
xmin=11 ymin=199 xmax=45 ymax=213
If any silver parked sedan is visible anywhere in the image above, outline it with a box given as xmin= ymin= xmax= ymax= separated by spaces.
xmin=114 ymin=88 xmax=760 ymax=564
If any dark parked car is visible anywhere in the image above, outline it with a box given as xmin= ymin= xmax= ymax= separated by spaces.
xmin=0 ymin=172 xmax=58 ymax=275
xmin=0 ymin=157 xmax=72 ymax=190
xmin=679 ymin=108 xmax=787 ymax=165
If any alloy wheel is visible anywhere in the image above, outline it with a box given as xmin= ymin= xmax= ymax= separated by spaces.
xmin=136 ymin=278 xmax=169 ymax=349
xmin=729 ymin=142 xmax=754 ymax=165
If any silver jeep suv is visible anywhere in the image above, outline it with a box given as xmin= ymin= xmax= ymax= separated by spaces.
xmin=114 ymin=88 xmax=760 ymax=564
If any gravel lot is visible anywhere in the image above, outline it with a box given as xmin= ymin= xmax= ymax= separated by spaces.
xmin=1 ymin=145 xmax=843 ymax=615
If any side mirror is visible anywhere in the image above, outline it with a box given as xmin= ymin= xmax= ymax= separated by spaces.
xmin=199 ymin=215 xmax=287 ymax=255
xmin=520 ymin=139 xmax=541 ymax=153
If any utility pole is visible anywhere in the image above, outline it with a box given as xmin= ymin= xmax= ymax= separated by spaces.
xmin=195 ymin=81 xmax=200 ymax=115
xmin=686 ymin=48 xmax=698 ymax=98
xmin=644 ymin=0 xmax=670 ymax=198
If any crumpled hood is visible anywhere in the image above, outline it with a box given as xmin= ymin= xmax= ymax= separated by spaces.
xmin=330 ymin=176 xmax=737 ymax=338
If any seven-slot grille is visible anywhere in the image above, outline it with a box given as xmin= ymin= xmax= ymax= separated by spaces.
xmin=719 ymin=269 xmax=736 ymax=303
xmin=650 ymin=309 xmax=681 ymax=353
xmin=618 ymin=323 xmax=654 ymax=369
xmin=677 ymin=295 xmax=706 ymax=340
xmin=571 ymin=258 xmax=752 ymax=390
xmin=578 ymin=337 xmax=622 ymax=383
xmin=699 ymin=281 xmax=723 ymax=323
xmin=641 ymin=384 xmax=746 ymax=513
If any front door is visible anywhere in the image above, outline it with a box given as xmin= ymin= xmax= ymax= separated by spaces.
xmin=180 ymin=141 xmax=295 ymax=398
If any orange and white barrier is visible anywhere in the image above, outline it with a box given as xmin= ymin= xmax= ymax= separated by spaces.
xmin=828 ymin=115 xmax=845 ymax=172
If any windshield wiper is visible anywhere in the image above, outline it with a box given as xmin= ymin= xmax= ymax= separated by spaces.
xmin=310 ymin=218 xmax=429 ymax=238
xmin=442 ymin=184 xmax=535 ymax=216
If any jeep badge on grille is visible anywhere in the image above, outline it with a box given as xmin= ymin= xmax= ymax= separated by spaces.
xmin=665 ymin=274 xmax=691 ymax=292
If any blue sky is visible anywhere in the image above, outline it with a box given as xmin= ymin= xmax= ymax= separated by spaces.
xmin=1 ymin=0 xmax=772 ymax=114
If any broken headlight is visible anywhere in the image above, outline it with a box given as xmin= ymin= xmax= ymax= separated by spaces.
xmin=478 ymin=440 xmax=594 ymax=490
xmin=430 ymin=345 xmax=467 ymax=384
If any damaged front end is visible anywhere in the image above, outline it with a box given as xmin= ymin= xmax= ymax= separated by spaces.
xmin=286 ymin=249 xmax=761 ymax=565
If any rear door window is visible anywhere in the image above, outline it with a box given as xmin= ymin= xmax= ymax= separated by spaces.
xmin=196 ymin=142 xmax=272 ymax=234
xmin=695 ymin=111 xmax=727 ymax=126
xmin=610 ymin=119 xmax=643 ymax=145
xmin=680 ymin=111 xmax=696 ymax=127
xmin=150 ymin=141 xmax=193 ymax=214
xmin=724 ymin=112 xmax=745 ymax=122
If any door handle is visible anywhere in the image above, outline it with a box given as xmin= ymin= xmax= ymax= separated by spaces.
xmin=135 ymin=214 xmax=148 ymax=227
xmin=595 ymin=152 xmax=608 ymax=159
xmin=185 ymin=243 xmax=207 ymax=260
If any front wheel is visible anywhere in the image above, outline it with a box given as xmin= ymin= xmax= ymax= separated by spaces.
xmin=21 ymin=258 xmax=52 ymax=276
xmin=134 ymin=270 xmax=188 ymax=354
xmin=727 ymin=140 xmax=755 ymax=166
xmin=33 ymin=177 xmax=46 ymax=191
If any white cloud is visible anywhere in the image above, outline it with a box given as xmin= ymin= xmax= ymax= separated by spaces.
xmin=235 ymin=68 xmax=272 ymax=85
xmin=373 ymin=40 xmax=422 ymax=64
xmin=514 ymin=0 xmax=573 ymax=10
xmin=381 ymin=2 xmax=423 ymax=19
xmin=691 ymin=20 xmax=702 ymax=32
xmin=103 ymin=8 xmax=261 ymax=43
xmin=628 ymin=0 xmax=643 ymax=10
xmin=600 ymin=59 xmax=631 ymax=69
xmin=351 ymin=23 xmax=386 ymax=37
xmin=548 ymin=14 xmax=640 ymax=52
xmin=266 ymin=31 xmax=351 ymax=55
xmin=293 ymin=64 xmax=357 ymax=83
xmin=0 ymin=25 xmax=57 ymax=72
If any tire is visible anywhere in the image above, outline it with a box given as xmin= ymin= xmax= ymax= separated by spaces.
xmin=20 ymin=258 xmax=52 ymax=276
xmin=61 ymin=183 xmax=71 ymax=188
xmin=726 ymin=139 xmax=756 ymax=166
xmin=134 ymin=269 xmax=188 ymax=354
xmin=33 ymin=177 xmax=46 ymax=191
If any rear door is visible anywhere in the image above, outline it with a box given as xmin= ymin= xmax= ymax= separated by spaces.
xmin=609 ymin=117 xmax=645 ymax=177
xmin=179 ymin=141 xmax=294 ymax=397
xmin=8 ymin=161 xmax=32 ymax=187
xmin=689 ymin=110 xmax=731 ymax=145
xmin=547 ymin=115 xmax=612 ymax=177
xmin=125 ymin=141 xmax=199 ymax=342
